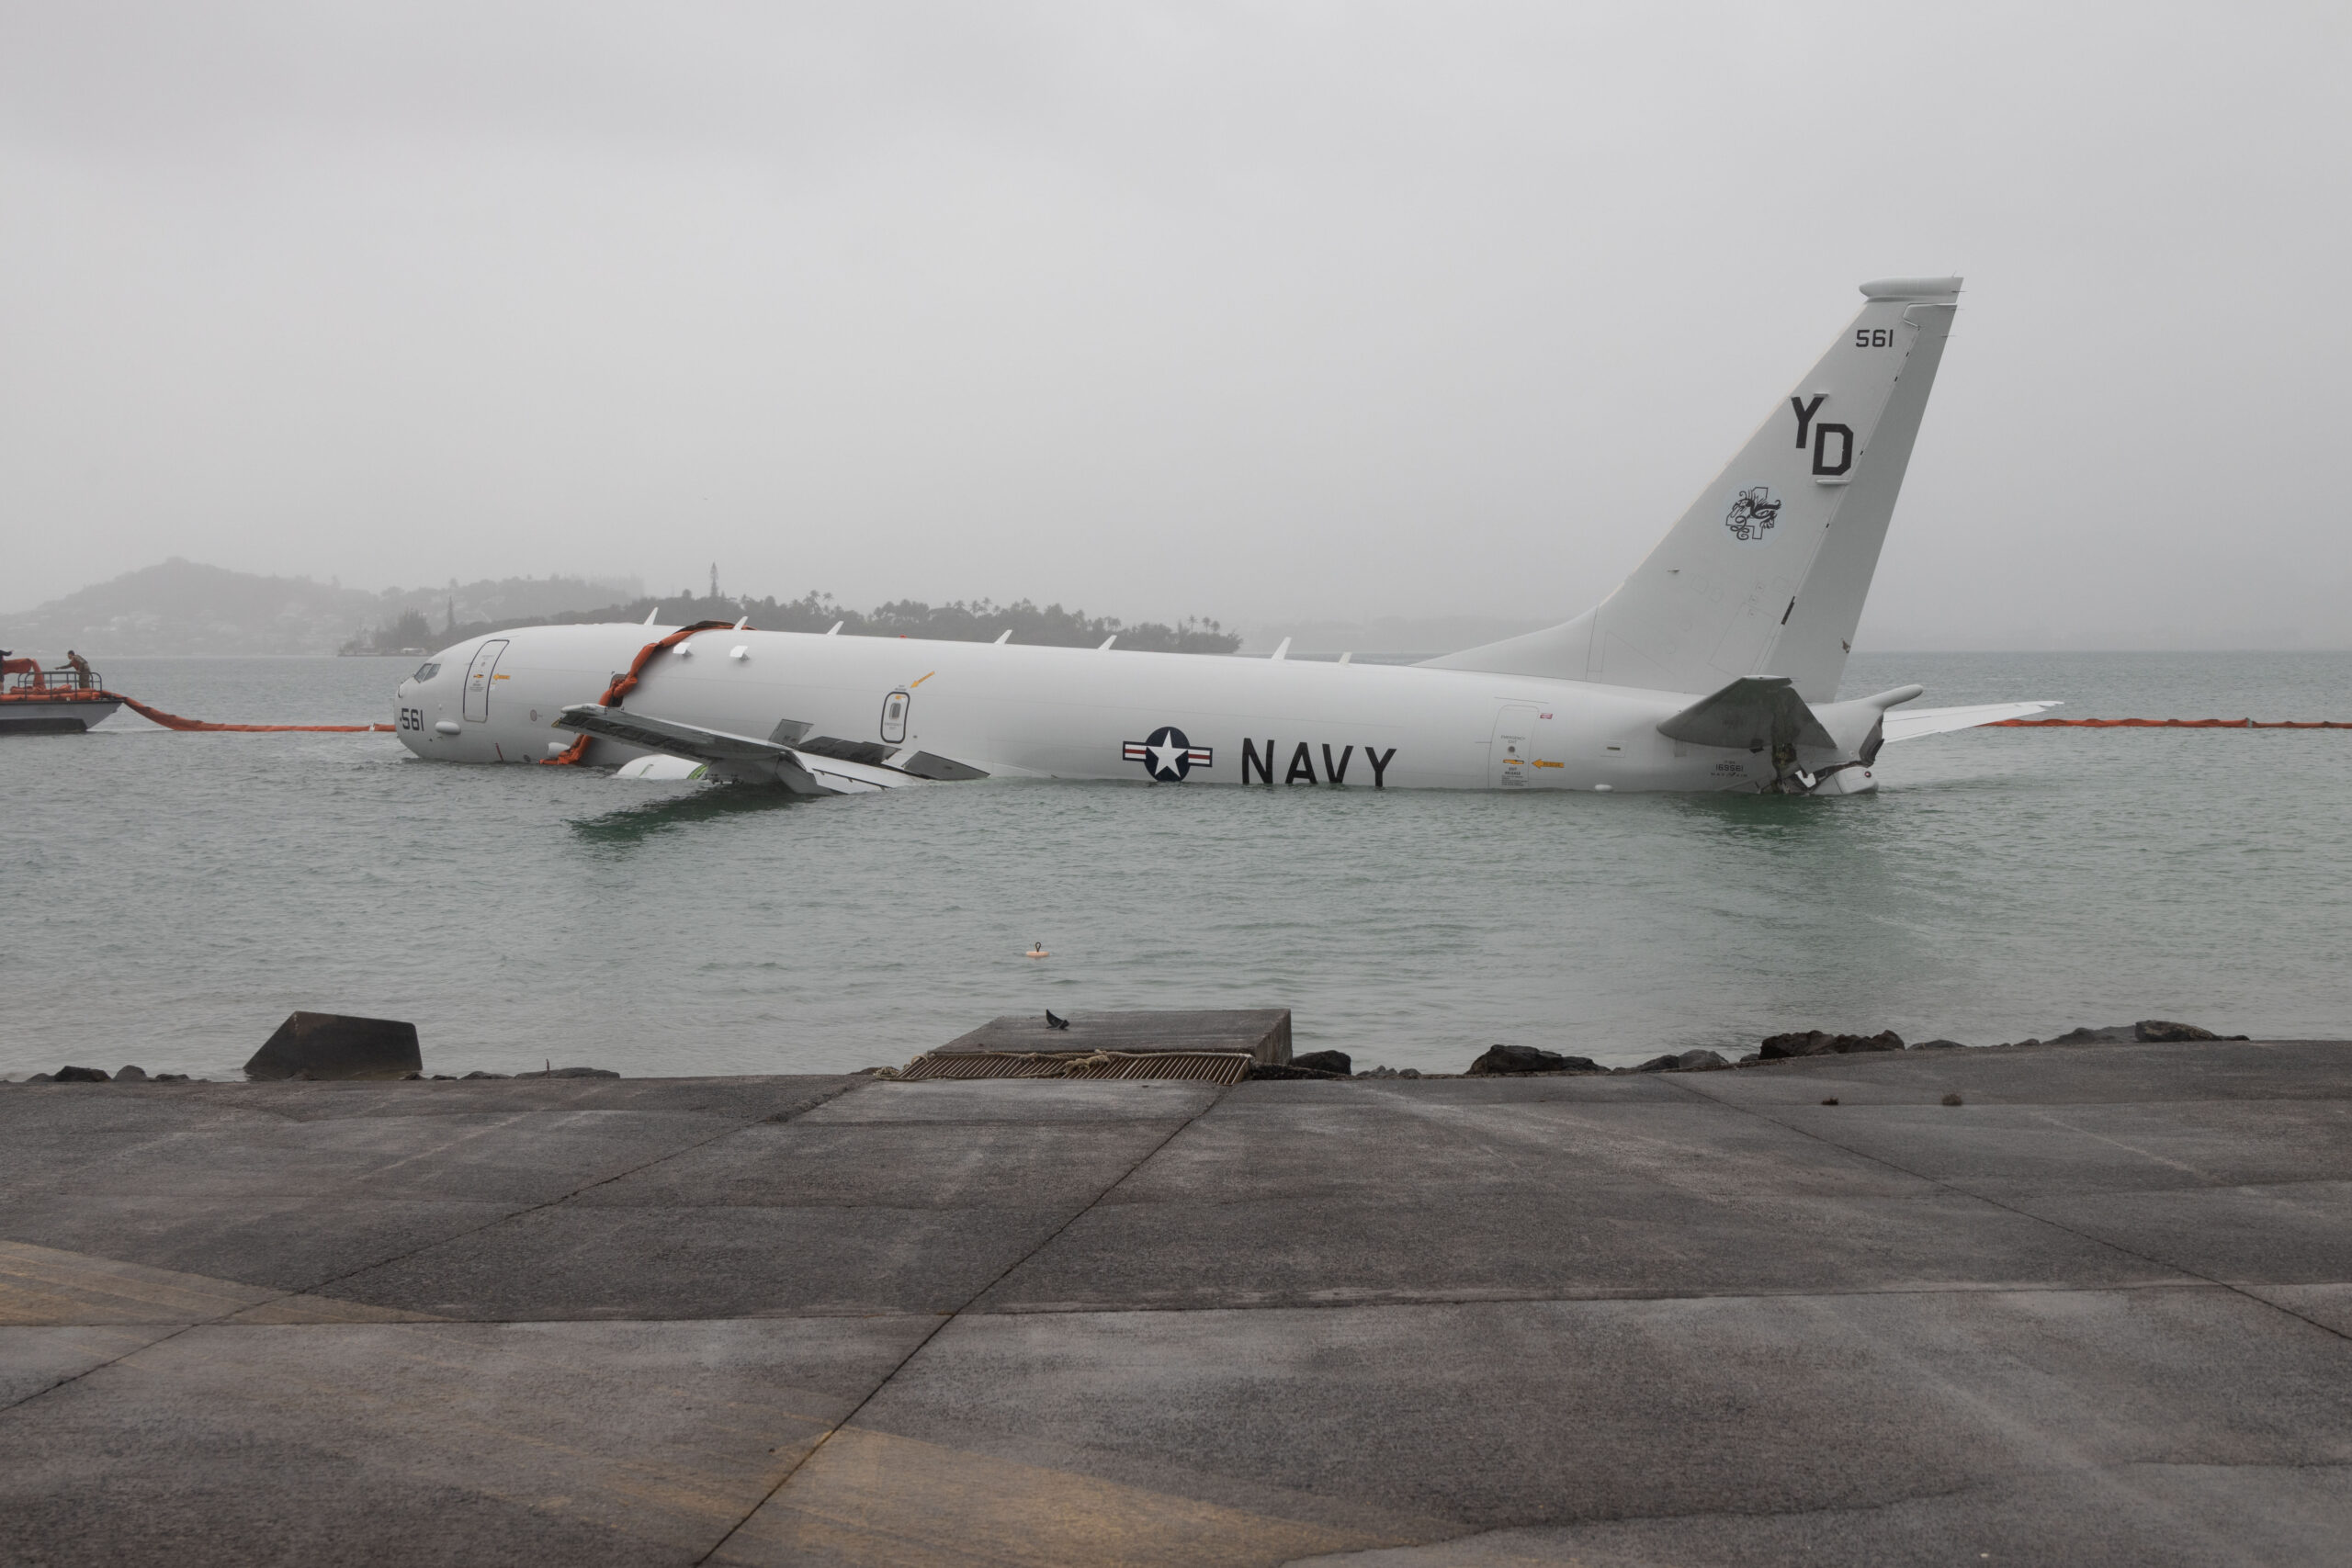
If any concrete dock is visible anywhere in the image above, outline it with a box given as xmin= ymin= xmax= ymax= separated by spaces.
xmin=5 ymin=1040 xmax=2351 ymax=1565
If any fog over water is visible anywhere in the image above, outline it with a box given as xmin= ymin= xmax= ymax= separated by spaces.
xmin=4 ymin=653 xmax=2346 ymax=1080
xmin=4 ymin=3 xmax=2347 ymax=649
xmin=7 ymin=7 xmax=2346 ymax=1076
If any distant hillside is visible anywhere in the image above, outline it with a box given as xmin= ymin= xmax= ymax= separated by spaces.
xmin=372 ymin=590 xmax=1240 ymax=655
xmin=2 ymin=561 xmax=640 ymax=656
xmin=6 ymin=561 xmax=1239 ymax=658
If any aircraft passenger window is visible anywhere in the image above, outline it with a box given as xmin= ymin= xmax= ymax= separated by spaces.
xmin=880 ymin=690 xmax=910 ymax=745
xmin=412 ymin=662 xmax=440 ymax=682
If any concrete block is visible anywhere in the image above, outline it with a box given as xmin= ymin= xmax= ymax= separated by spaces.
xmin=937 ymin=1009 xmax=1292 ymax=1066
xmin=243 ymin=1011 xmax=422 ymax=1081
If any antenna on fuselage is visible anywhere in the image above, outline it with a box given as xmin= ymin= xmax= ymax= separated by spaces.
xmin=827 ymin=621 xmax=843 ymax=636
xmin=1271 ymin=637 xmax=1291 ymax=661
xmin=644 ymin=605 xmax=659 ymax=626
xmin=994 ymin=629 xmax=1012 ymax=644
xmin=1097 ymin=636 xmax=1116 ymax=650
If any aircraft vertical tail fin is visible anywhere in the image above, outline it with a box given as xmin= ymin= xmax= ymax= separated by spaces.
xmin=1421 ymin=278 xmax=1962 ymax=701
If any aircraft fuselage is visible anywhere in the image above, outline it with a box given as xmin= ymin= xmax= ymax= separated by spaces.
xmin=393 ymin=621 xmax=1883 ymax=793
xmin=391 ymin=280 xmax=2040 ymax=795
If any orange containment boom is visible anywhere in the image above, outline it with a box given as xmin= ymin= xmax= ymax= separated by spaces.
xmin=541 ymin=620 xmax=738 ymax=765
xmin=112 ymin=694 xmax=392 ymax=733
xmin=1992 ymin=717 xmax=2352 ymax=729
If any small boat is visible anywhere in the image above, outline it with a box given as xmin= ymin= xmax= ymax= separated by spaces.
xmin=0 ymin=651 xmax=120 ymax=734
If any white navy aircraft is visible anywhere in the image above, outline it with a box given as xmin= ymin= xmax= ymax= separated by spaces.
xmin=393 ymin=277 xmax=2052 ymax=795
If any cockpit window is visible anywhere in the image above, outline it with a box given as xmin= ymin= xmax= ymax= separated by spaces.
xmin=411 ymin=661 xmax=441 ymax=683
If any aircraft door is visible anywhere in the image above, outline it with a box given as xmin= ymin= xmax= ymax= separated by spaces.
xmin=879 ymin=689 xmax=910 ymax=745
xmin=462 ymin=639 xmax=509 ymax=724
xmin=1490 ymin=703 xmax=1541 ymax=788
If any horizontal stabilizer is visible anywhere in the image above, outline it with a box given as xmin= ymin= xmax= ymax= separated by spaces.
xmin=1882 ymin=701 xmax=2063 ymax=742
xmin=1657 ymin=676 xmax=1836 ymax=753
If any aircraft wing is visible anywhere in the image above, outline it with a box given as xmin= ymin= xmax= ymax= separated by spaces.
xmin=553 ymin=705 xmax=937 ymax=795
xmin=1881 ymin=701 xmax=2062 ymax=742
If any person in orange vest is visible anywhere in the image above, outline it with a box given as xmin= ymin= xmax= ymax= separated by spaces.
xmin=64 ymin=649 xmax=91 ymax=687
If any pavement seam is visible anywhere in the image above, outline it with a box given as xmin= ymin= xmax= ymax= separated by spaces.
xmin=0 ymin=1077 xmax=867 ymax=1417
xmin=0 ymin=1322 xmax=200 ymax=1416
xmin=689 ymin=1083 xmax=1237 ymax=1567
xmin=1662 ymin=1073 xmax=2352 ymax=1348
xmin=958 ymin=1275 xmax=2233 ymax=1316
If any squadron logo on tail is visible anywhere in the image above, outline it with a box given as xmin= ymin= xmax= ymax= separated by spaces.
xmin=1724 ymin=487 xmax=1782 ymax=542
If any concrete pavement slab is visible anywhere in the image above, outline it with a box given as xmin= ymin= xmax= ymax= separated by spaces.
xmin=4 ymin=1107 xmax=756 ymax=1209
xmin=314 ymin=1201 xmax=1083 ymax=1319
xmin=1 ymin=1236 xmax=280 ymax=1324
xmin=0 ymin=1076 xmax=871 ymax=1303
xmin=714 ymin=1425 xmax=1408 ymax=1568
xmin=0 ymin=1324 xmax=175 ymax=1409
xmin=0 ymin=1315 xmax=933 ymax=1568
xmin=1103 ymin=1095 xmax=1936 ymax=1202
xmin=0 ymin=1073 xmax=859 ymax=1133
xmin=0 ymin=1236 xmax=435 ymax=1330
xmin=0 ymin=1191 xmax=529 ymax=1294
xmin=10 ymin=1043 xmax=2352 ymax=1563
xmin=1986 ymin=1181 xmax=2352 ymax=1286
xmin=978 ymin=1089 xmax=2178 ymax=1310
xmin=797 ymin=1078 xmax=1221 ymax=1125
xmin=1684 ymin=1040 xmax=2352 ymax=1107
xmin=0 ymin=1091 xmax=292 ymax=1192
xmin=1283 ymin=1462 xmax=2352 ymax=1568
xmin=794 ymin=1287 xmax=2352 ymax=1556
xmin=1273 ymin=1077 xmax=1691 ymax=1106
xmin=2248 ymin=1283 xmax=2352 ymax=1337
xmin=980 ymin=1181 xmax=2174 ymax=1315
xmin=572 ymin=1118 xmax=1193 ymax=1211
xmin=1740 ymin=1100 xmax=2352 ymax=1191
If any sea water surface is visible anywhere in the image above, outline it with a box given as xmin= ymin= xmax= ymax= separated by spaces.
xmin=4 ymin=651 xmax=2346 ymax=1079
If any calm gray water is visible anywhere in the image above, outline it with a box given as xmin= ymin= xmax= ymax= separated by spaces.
xmin=4 ymin=651 xmax=2346 ymax=1079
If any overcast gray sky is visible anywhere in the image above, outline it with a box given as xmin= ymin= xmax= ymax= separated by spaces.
xmin=5 ymin=2 xmax=2346 ymax=648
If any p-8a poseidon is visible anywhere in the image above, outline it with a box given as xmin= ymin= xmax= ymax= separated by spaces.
xmin=393 ymin=277 xmax=2052 ymax=795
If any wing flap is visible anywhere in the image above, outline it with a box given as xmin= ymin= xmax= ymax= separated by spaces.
xmin=1657 ymin=676 xmax=1837 ymax=752
xmin=895 ymin=750 xmax=990 ymax=782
